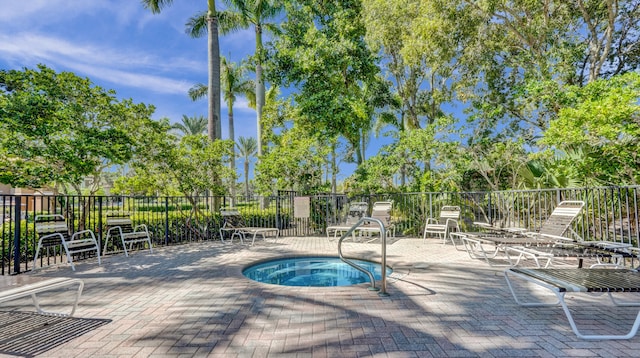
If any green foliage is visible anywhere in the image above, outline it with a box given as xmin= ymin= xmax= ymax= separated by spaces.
xmin=171 ymin=114 xmax=208 ymax=136
xmin=267 ymin=0 xmax=381 ymax=165
xmin=541 ymin=72 xmax=640 ymax=185
xmin=255 ymin=130 xmax=329 ymax=195
xmin=124 ymin=134 xmax=235 ymax=198
xmin=0 ymin=65 xmax=156 ymax=191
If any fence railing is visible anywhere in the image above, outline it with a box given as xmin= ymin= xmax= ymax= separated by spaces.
xmin=2 ymin=186 xmax=639 ymax=275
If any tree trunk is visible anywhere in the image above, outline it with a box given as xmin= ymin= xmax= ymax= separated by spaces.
xmin=229 ymin=103 xmax=236 ymax=207
xmin=207 ymin=1 xmax=222 ymax=211
xmin=244 ymin=160 xmax=250 ymax=200
xmin=331 ymin=143 xmax=337 ymax=193
xmin=207 ymin=5 xmax=221 ymax=141
xmin=255 ymin=25 xmax=265 ymax=157
xmin=255 ymin=25 xmax=266 ymax=209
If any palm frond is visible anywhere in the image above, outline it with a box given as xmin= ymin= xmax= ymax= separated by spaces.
xmin=186 ymin=11 xmax=208 ymax=38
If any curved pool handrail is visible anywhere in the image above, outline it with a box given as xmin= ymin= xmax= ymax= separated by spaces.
xmin=337 ymin=217 xmax=388 ymax=296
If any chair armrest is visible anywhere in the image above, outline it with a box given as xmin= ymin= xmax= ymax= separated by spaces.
xmin=445 ymin=218 xmax=459 ymax=228
xmin=425 ymin=218 xmax=439 ymax=225
xmin=134 ymin=224 xmax=149 ymax=233
xmin=71 ymin=229 xmax=97 ymax=241
xmin=106 ymin=226 xmax=123 ymax=236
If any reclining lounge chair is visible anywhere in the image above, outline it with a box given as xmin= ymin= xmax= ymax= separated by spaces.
xmin=326 ymin=201 xmax=369 ymax=241
xmin=459 ymin=201 xmax=590 ymax=267
xmin=358 ymin=201 xmax=395 ymax=241
xmin=504 ymin=267 xmax=640 ymax=340
xmin=219 ymin=209 xmax=279 ymax=246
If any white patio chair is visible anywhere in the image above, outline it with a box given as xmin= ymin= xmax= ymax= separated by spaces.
xmin=423 ymin=206 xmax=461 ymax=245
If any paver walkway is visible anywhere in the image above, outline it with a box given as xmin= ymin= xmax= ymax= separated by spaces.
xmin=3 ymin=236 xmax=640 ymax=357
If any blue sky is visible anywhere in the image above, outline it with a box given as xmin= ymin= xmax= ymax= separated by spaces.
xmin=0 ymin=1 xmax=254 ymax=134
xmin=0 ymin=0 xmax=394 ymax=180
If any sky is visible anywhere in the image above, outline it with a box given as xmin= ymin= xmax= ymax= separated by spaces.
xmin=0 ymin=0 xmax=392 ymax=181
xmin=0 ymin=0 xmax=254 ymax=134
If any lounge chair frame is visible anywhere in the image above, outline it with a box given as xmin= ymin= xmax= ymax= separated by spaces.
xmin=103 ymin=212 xmax=153 ymax=257
xmin=34 ymin=214 xmax=101 ymax=271
xmin=326 ymin=201 xmax=369 ymax=241
xmin=219 ymin=209 xmax=279 ymax=246
xmin=0 ymin=276 xmax=84 ymax=317
xmin=504 ymin=267 xmax=640 ymax=340
xmin=423 ymin=206 xmax=461 ymax=245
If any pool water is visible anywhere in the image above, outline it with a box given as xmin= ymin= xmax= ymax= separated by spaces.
xmin=243 ymin=256 xmax=392 ymax=287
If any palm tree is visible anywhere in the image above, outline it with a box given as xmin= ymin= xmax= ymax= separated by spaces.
xmin=142 ymin=0 xmax=221 ymax=142
xmin=237 ymin=136 xmax=257 ymax=199
xmin=190 ymin=57 xmax=254 ymax=202
xmin=216 ymin=0 xmax=283 ymax=160
xmin=171 ymin=114 xmax=208 ymax=136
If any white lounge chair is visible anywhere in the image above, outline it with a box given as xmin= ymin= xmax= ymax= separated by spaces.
xmin=504 ymin=267 xmax=640 ymax=340
xmin=459 ymin=201 xmax=588 ymax=267
xmin=219 ymin=209 xmax=279 ymax=246
xmin=34 ymin=214 xmax=101 ymax=271
xmin=326 ymin=201 xmax=369 ymax=241
xmin=358 ymin=201 xmax=395 ymax=240
xmin=103 ymin=212 xmax=153 ymax=257
xmin=423 ymin=206 xmax=461 ymax=245
xmin=0 ymin=276 xmax=84 ymax=317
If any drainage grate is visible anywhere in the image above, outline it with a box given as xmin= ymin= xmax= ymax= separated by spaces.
xmin=0 ymin=311 xmax=111 ymax=357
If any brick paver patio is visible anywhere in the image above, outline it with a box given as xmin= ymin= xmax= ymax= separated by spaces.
xmin=3 ymin=236 xmax=640 ymax=357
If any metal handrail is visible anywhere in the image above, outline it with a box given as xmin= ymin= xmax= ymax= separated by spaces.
xmin=337 ymin=217 xmax=389 ymax=296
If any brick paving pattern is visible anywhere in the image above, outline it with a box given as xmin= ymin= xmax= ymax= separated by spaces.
xmin=3 ymin=236 xmax=640 ymax=357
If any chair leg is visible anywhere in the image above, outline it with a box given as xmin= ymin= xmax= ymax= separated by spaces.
xmin=103 ymin=234 xmax=111 ymax=255
xmin=121 ymin=237 xmax=129 ymax=257
xmin=33 ymin=240 xmax=43 ymax=271
xmin=60 ymin=243 xmax=76 ymax=271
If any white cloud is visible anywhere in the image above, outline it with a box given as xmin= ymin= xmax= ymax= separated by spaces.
xmin=0 ymin=32 xmax=201 ymax=94
xmin=70 ymin=63 xmax=192 ymax=95
xmin=0 ymin=0 xmax=140 ymax=25
xmin=0 ymin=33 xmax=203 ymax=72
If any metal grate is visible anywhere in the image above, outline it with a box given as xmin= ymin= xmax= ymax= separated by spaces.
xmin=0 ymin=311 xmax=111 ymax=357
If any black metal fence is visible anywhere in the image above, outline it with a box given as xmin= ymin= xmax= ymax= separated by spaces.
xmin=2 ymin=186 xmax=639 ymax=275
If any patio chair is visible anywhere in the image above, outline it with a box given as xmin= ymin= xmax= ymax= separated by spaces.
xmin=103 ymin=212 xmax=153 ymax=257
xmin=422 ymin=206 xmax=461 ymax=245
xmin=358 ymin=201 xmax=395 ymax=240
xmin=34 ymin=214 xmax=101 ymax=271
xmin=219 ymin=209 xmax=279 ymax=246
xmin=459 ymin=200 xmax=587 ymax=267
xmin=326 ymin=201 xmax=369 ymax=241
xmin=504 ymin=267 xmax=640 ymax=340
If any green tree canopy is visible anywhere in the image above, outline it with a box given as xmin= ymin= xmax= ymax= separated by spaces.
xmin=0 ymin=64 xmax=156 ymax=192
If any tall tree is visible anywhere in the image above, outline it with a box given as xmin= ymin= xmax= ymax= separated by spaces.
xmin=171 ymin=114 xmax=208 ymax=136
xmin=363 ymin=0 xmax=452 ymax=132
xmin=142 ymin=0 xmax=222 ymax=141
xmin=268 ymin=0 xmax=381 ymax=166
xmin=217 ymin=0 xmax=283 ymax=160
xmin=236 ymin=136 xmax=257 ymax=198
xmin=190 ymin=57 xmax=254 ymax=202
xmin=0 ymin=65 xmax=157 ymax=192
xmin=541 ymin=72 xmax=640 ymax=185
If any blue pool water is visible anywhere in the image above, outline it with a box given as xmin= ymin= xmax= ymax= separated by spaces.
xmin=243 ymin=256 xmax=392 ymax=287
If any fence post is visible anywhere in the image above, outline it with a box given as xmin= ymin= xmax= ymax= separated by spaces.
xmin=98 ymin=196 xmax=103 ymax=247
xmin=275 ymin=194 xmax=281 ymax=230
xmin=13 ymin=195 xmax=22 ymax=274
xmin=164 ymin=197 xmax=169 ymax=245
